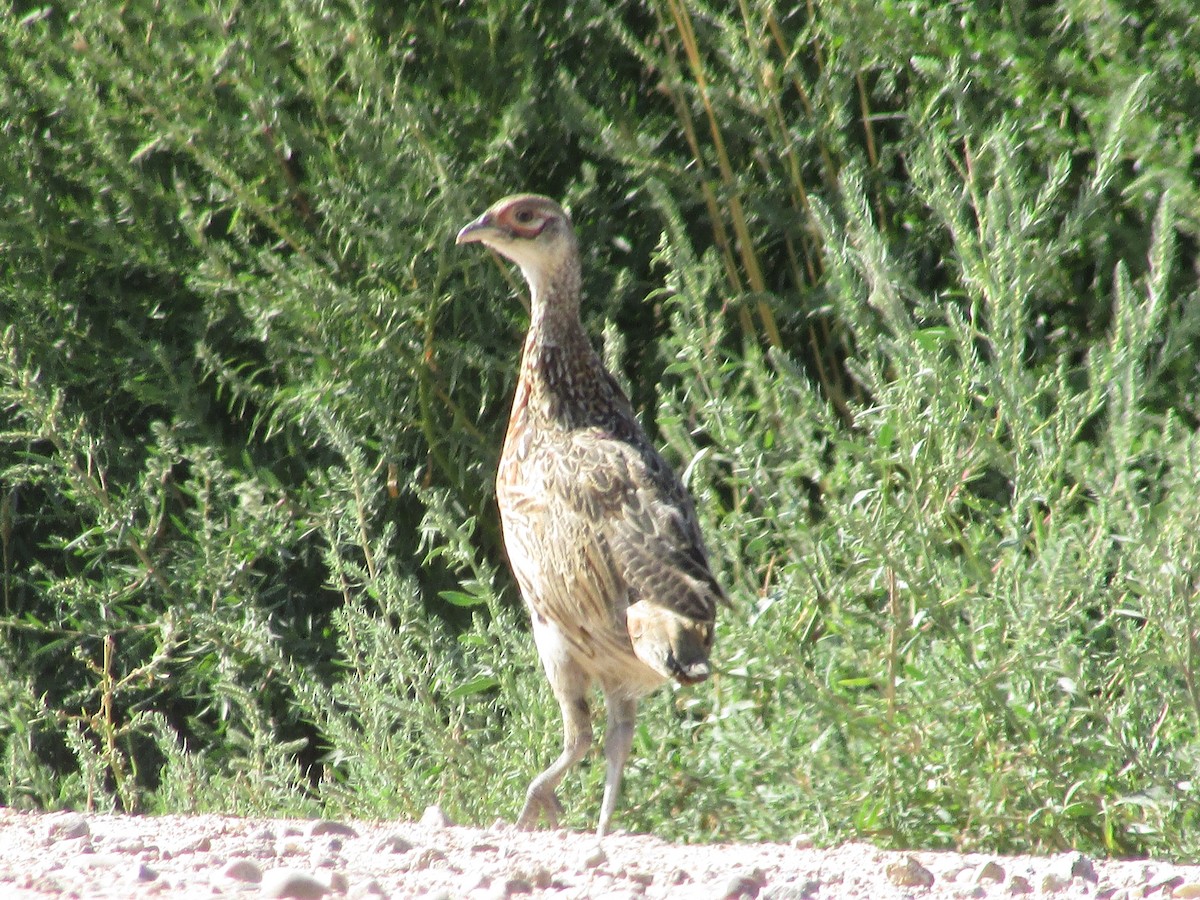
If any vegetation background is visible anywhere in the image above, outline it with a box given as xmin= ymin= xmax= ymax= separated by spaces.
xmin=2 ymin=0 xmax=1199 ymax=857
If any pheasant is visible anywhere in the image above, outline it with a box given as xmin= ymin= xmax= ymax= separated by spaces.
xmin=456 ymin=194 xmax=725 ymax=837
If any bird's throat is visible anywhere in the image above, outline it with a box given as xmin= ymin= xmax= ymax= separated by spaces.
xmin=527 ymin=260 xmax=583 ymax=339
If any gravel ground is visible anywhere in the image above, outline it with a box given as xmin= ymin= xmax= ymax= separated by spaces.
xmin=2 ymin=806 xmax=1198 ymax=899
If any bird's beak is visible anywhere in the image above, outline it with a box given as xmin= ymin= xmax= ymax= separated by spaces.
xmin=455 ymin=212 xmax=494 ymax=245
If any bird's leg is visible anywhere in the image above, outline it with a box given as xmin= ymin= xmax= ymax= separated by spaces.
xmin=597 ymin=692 xmax=638 ymax=838
xmin=517 ymin=688 xmax=592 ymax=830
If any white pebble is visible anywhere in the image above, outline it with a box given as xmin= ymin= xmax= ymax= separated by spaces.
xmin=261 ymin=868 xmax=330 ymax=898
xmin=45 ymin=812 xmax=90 ymax=842
xmin=420 ymin=805 xmax=452 ymax=828
xmin=308 ymin=819 xmax=358 ymax=838
xmin=976 ymin=860 xmax=1006 ymax=882
xmin=374 ymin=834 xmax=414 ymax=854
xmin=885 ymin=855 xmax=934 ymax=888
xmin=223 ymin=858 xmax=264 ymax=883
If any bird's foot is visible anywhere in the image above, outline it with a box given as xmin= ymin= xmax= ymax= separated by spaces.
xmin=516 ymin=789 xmax=564 ymax=831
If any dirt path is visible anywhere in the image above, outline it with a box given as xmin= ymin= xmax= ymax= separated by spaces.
xmin=0 ymin=806 xmax=1196 ymax=899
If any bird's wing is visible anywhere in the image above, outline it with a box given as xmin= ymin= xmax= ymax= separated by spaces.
xmin=563 ymin=427 xmax=725 ymax=625
xmin=498 ymin=431 xmax=631 ymax=664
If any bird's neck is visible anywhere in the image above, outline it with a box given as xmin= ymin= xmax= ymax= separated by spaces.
xmin=515 ymin=256 xmax=607 ymax=422
xmin=526 ymin=258 xmax=584 ymax=347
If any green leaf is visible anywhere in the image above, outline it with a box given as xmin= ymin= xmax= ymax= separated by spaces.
xmin=447 ymin=676 xmax=500 ymax=699
xmin=438 ymin=590 xmax=487 ymax=608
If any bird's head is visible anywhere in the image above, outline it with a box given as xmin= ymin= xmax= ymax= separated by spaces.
xmin=456 ymin=194 xmax=578 ymax=300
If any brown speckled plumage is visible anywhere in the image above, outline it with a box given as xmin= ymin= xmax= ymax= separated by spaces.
xmin=456 ymin=194 xmax=724 ymax=837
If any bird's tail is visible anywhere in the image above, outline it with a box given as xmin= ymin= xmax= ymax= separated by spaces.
xmin=626 ymin=601 xmax=713 ymax=686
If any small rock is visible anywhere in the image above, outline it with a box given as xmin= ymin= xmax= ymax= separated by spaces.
xmin=328 ymin=871 xmax=350 ymax=893
xmin=1148 ymin=876 xmax=1185 ymax=896
xmin=348 ymin=880 xmax=387 ymax=898
xmin=768 ymin=882 xmax=821 ymax=900
xmin=1173 ymin=883 xmax=1200 ymax=899
xmin=790 ymin=834 xmax=815 ymax=850
xmin=246 ymin=841 xmax=277 ymax=860
xmin=468 ymin=873 xmax=492 ymax=892
xmin=948 ymin=866 xmax=973 ymax=884
xmin=223 ymin=858 xmax=264 ymax=883
xmin=584 ymin=845 xmax=608 ymax=868
xmin=1008 ymin=874 xmax=1032 ymax=894
xmin=500 ymin=876 xmax=534 ymax=895
xmin=133 ymin=862 xmax=158 ymax=882
xmin=166 ymin=835 xmax=211 ymax=856
xmin=976 ymin=861 xmax=1006 ymax=883
xmin=72 ymin=853 xmax=124 ymax=870
xmin=589 ymin=874 xmax=617 ymax=894
xmin=720 ymin=870 xmax=767 ymax=898
xmin=403 ymin=848 xmax=447 ymax=872
xmin=29 ymin=875 xmax=67 ymax=893
xmin=1068 ymin=852 xmax=1098 ymax=883
xmin=45 ymin=812 xmax=90 ymax=842
xmin=1039 ymin=872 xmax=1070 ymax=893
xmin=376 ymin=834 xmax=414 ymax=854
xmin=276 ymin=838 xmax=305 ymax=856
xmin=515 ymin=867 xmax=553 ymax=889
xmin=308 ymin=820 xmax=358 ymax=838
xmin=624 ymin=869 xmax=654 ymax=888
xmin=420 ymin=804 xmax=452 ymax=828
xmin=261 ymin=868 xmax=330 ymax=899
xmin=886 ymin=855 xmax=935 ymax=889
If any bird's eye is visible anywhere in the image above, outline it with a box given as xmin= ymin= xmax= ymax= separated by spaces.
xmin=514 ymin=209 xmax=536 ymax=225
